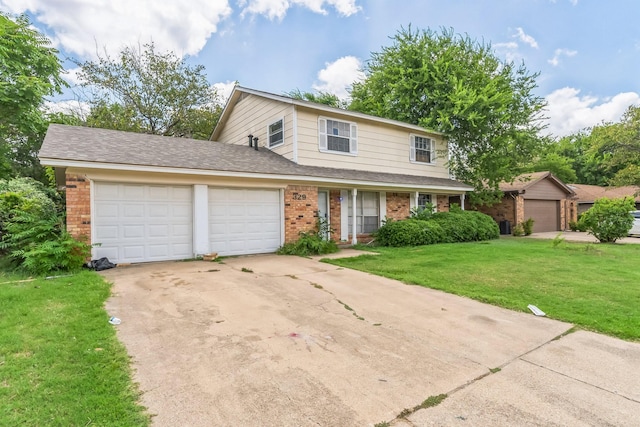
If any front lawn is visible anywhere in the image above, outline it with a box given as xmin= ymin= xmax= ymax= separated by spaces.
xmin=325 ymin=238 xmax=640 ymax=341
xmin=0 ymin=271 xmax=149 ymax=426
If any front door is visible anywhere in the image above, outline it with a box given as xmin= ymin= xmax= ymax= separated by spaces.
xmin=318 ymin=191 xmax=330 ymax=239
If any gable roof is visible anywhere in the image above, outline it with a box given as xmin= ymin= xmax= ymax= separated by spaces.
xmin=499 ymin=171 xmax=575 ymax=195
xmin=39 ymin=124 xmax=471 ymax=192
xmin=210 ymin=85 xmax=444 ymax=141
xmin=568 ymin=183 xmax=640 ymax=203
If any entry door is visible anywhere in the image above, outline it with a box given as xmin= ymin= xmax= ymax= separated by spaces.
xmin=318 ymin=191 xmax=330 ymax=240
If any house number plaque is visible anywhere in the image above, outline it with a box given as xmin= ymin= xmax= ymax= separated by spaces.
xmin=292 ymin=193 xmax=307 ymax=200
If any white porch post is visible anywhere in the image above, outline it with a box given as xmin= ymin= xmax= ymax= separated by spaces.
xmin=461 ymin=193 xmax=466 ymax=210
xmin=351 ymin=188 xmax=358 ymax=245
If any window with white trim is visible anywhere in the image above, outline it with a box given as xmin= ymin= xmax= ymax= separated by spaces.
xmin=410 ymin=135 xmax=435 ymax=164
xmin=318 ymin=117 xmax=357 ymax=154
xmin=417 ymin=193 xmax=432 ymax=210
xmin=268 ymin=118 xmax=284 ymax=148
xmin=348 ymin=191 xmax=379 ymax=234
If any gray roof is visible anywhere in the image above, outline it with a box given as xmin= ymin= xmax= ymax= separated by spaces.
xmin=39 ymin=124 xmax=471 ymax=191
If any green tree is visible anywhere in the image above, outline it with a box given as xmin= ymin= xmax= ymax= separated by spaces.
xmin=587 ymin=105 xmax=640 ymax=186
xmin=350 ymin=27 xmax=546 ymax=204
xmin=527 ymin=152 xmax=577 ymax=183
xmin=286 ymin=89 xmax=348 ymax=109
xmin=75 ymin=42 xmax=221 ymax=139
xmin=580 ymin=197 xmax=635 ymax=243
xmin=0 ymin=13 xmax=66 ymax=181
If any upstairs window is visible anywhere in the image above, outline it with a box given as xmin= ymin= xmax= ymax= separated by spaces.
xmin=268 ymin=119 xmax=284 ymax=148
xmin=410 ymin=135 xmax=436 ymax=164
xmin=319 ymin=117 xmax=357 ymax=154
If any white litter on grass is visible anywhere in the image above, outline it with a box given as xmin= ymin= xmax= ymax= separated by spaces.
xmin=528 ymin=304 xmax=546 ymax=317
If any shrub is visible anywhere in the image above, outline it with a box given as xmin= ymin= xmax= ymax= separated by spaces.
xmin=512 ymin=223 xmax=525 ymax=236
xmin=522 ymin=218 xmax=534 ymax=236
xmin=374 ymin=210 xmax=498 ymax=247
xmin=409 ymin=202 xmax=435 ymax=221
xmin=277 ymin=217 xmax=339 ymax=256
xmin=277 ymin=231 xmax=339 ymax=256
xmin=0 ymin=211 xmax=90 ymax=275
xmin=580 ymin=197 xmax=635 ymax=243
xmin=430 ymin=210 xmax=500 ymax=243
xmin=374 ymin=218 xmax=445 ymax=246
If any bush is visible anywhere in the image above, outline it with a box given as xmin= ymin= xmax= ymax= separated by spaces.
xmin=374 ymin=210 xmax=498 ymax=247
xmin=409 ymin=202 xmax=435 ymax=221
xmin=374 ymin=218 xmax=445 ymax=246
xmin=512 ymin=223 xmax=525 ymax=236
xmin=522 ymin=218 xmax=534 ymax=236
xmin=0 ymin=211 xmax=90 ymax=275
xmin=430 ymin=210 xmax=500 ymax=243
xmin=1 ymin=177 xmax=89 ymax=274
xmin=277 ymin=217 xmax=339 ymax=256
xmin=580 ymin=197 xmax=635 ymax=243
xmin=277 ymin=231 xmax=339 ymax=256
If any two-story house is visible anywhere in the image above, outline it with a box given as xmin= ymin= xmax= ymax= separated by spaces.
xmin=39 ymin=86 xmax=472 ymax=264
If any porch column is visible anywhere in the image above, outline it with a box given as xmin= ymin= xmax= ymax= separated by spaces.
xmin=351 ymin=188 xmax=358 ymax=245
xmin=461 ymin=193 xmax=466 ymax=210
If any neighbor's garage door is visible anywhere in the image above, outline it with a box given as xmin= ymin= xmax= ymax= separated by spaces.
xmin=524 ymin=199 xmax=559 ymax=232
xmin=209 ymin=188 xmax=281 ymax=256
xmin=93 ymin=183 xmax=193 ymax=263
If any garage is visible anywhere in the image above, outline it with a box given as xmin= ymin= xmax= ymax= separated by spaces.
xmin=525 ymin=199 xmax=560 ymax=232
xmin=93 ymin=183 xmax=193 ymax=263
xmin=209 ymin=188 xmax=281 ymax=256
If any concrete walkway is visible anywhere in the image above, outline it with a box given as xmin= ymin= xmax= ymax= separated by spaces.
xmin=103 ymin=253 xmax=640 ymax=426
xmin=529 ymin=231 xmax=640 ymax=244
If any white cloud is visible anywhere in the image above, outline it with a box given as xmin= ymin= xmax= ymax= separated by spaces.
xmin=543 ymin=87 xmax=640 ymax=136
xmin=43 ymin=99 xmax=91 ymax=119
xmin=312 ymin=56 xmax=364 ymax=99
xmin=213 ymin=81 xmax=237 ymax=104
xmin=62 ymin=67 xmax=83 ymax=86
xmin=239 ymin=0 xmax=360 ymax=20
xmin=548 ymin=48 xmax=577 ymax=66
xmin=514 ymin=27 xmax=538 ymax=49
xmin=0 ymin=0 xmax=233 ymax=58
xmin=494 ymin=42 xmax=520 ymax=62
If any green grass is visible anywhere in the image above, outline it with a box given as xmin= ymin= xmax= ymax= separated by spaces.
xmin=326 ymin=238 xmax=640 ymax=341
xmin=0 ymin=271 xmax=149 ymax=426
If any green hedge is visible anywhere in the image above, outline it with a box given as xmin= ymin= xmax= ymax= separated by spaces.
xmin=375 ymin=210 xmax=499 ymax=247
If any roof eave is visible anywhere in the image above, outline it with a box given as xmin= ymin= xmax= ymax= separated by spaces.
xmin=40 ymin=158 xmax=472 ymax=193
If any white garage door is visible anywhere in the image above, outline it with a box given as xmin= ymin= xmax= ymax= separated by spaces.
xmin=93 ymin=183 xmax=193 ymax=263
xmin=209 ymin=188 xmax=281 ymax=256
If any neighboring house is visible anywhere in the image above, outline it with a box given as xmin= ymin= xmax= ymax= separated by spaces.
xmin=39 ymin=86 xmax=471 ymax=264
xmin=569 ymin=184 xmax=640 ymax=214
xmin=475 ymin=171 xmax=577 ymax=233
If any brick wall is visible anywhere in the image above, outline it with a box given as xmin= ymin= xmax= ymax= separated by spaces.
xmin=284 ymin=185 xmax=318 ymax=243
xmin=436 ymin=195 xmax=450 ymax=212
xmin=66 ymin=174 xmax=91 ymax=242
xmin=475 ymin=196 xmax=516 ymax=225
xmin=329 ymin=190 xmax=342 ymax=240
xmin=386 ymin=192 xmax=411 ymax=220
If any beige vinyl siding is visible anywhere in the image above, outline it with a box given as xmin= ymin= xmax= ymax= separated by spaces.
xmin=295 ymin=108 xmax=450 ymax=179
xmin=216 ymin=94 xmax=295 ymax=161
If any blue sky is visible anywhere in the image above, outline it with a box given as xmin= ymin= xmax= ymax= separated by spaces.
xmin=2 ymin=0 xmax=639 ymax=136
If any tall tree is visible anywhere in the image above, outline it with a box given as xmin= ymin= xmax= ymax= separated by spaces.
xmin=76 ymin=42 xmax=221 ymax=139
xmin=286 ymin=89 xmax=348 ymax=109
xmin=587 ymin=105 xmax=640 ymax=187
xmin=350 ymin=27 xmax=546 ymax=204
xmin=0 ymin=13 xmax=66 ymax=181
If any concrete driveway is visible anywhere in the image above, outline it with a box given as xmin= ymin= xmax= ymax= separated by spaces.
xmin=103 ymin=253 xmax=640 ymax=426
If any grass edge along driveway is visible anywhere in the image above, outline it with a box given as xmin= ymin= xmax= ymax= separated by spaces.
xmin=325 ymin=238 xmax=640 ymax=341
xmin=0 ymin=271 xmax=149 ymax=426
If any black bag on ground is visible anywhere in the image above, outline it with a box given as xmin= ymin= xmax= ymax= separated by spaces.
xmin=88 ymin=257 xmax=116 ymax=271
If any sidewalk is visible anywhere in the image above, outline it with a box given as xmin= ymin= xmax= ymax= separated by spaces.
xmin=528 ymin=231 xmax=640 ymax=244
